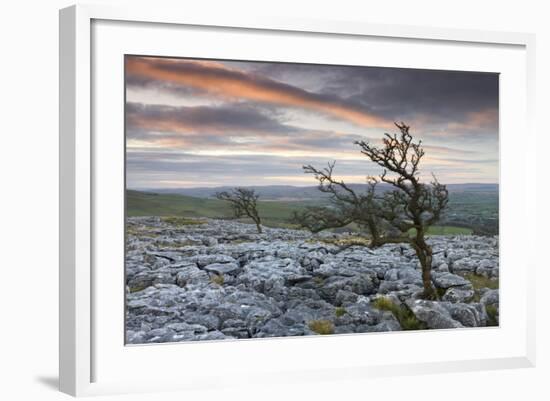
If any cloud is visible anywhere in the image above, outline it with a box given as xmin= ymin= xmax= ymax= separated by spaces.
xmin=250 ymin=62 xmax=499 ymax=138
xmin=126 ymin=102 xmax=383 ymax=155
xmin=444 ymin=109 xmax=499 ymax=134
xmin=126 ymin=150 xmax=385 ymax=188
xmin=126 ymin=102 xmax=293 ymax=136
xmin=315 ymin=66 xmax=498 ymax=124
xmin=126 ymin=104 xmax=486 ymax=161
xmin=125 ymin=56 xmax=499 ymax=187
xmin=126 ymin=149 xmax=497 ymax=189
xmin=126 ymin=56 xmax=392 ymax=128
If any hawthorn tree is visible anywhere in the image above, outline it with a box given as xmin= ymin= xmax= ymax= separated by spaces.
xmin=294 ymin=123 xmax=449 ymax=299
xmin=216 ymin=187 xmax=263 ymax=233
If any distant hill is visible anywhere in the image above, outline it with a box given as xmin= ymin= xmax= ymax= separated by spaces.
xmin=136 ymin=183 xmax=498 ymax=201
xmin=126 ymin=189 xmax=320 ymax=228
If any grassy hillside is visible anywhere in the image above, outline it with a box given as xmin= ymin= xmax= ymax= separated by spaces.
xmin=127 ymin=190 xmax=474 ymax=234
xmin=127 ymin=190 xmax=316 ymax=228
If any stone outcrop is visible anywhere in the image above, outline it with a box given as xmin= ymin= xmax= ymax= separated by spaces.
xmin=126 ymin=217 xmax=500 ymax=344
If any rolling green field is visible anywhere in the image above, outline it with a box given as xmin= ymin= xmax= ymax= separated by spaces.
xmin=127 ymin=190 xmax=475 ymax=234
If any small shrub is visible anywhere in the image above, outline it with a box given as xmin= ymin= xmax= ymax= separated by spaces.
xmin=335 ymin=307 xmax=347 ymax=317
xmin=308 ymin=319 xmax=335 ymax=335
xmin=210 ymin=274 xmax=225 ymax=286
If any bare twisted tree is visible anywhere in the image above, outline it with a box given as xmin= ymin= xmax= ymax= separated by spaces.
xmin=294 ymin=123 xmax=449 ymax=299
xmin=216 ymin=187 xmax=263 ymax=233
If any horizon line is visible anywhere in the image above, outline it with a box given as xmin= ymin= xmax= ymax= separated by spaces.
xmin=128 ymin=182 xmax=500 ymax=191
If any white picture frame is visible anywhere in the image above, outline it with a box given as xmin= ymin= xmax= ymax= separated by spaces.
xmin=59 ymin=4 xmax=536 ymax=397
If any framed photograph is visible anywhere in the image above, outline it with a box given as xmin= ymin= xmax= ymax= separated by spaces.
xmin=59 ymin=4 xmax=536 ymax=396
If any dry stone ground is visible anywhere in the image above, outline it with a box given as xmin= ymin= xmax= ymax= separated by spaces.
xmin=126 ymin=217 xmax=499 ymax=344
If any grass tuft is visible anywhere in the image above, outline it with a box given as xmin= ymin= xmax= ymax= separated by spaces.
xmin=126 ymin=225 xmax=160 ymax=238
xmin=462 ymin=273 xmax=499 ymax=304
xmin=128 ymin=284 xmax=148 ymax=293
xmin=372 ymin=296 xmax=427 ymax=331
xmin=317 ymin=236 xmax=371 ymax=247
xmin=161 ymin=216 xmax=207 ymax=226
xmin=372 ymin=297 xmax=397 ymax=312
xmin=313 ymin=277 xmax=325 ymax=285
xmin=400 ymin=315 xmax=426 ymax=331
xmin=209 ymin=274 xmax=225 ymax=286
xmin=485 ymin=305 xmax=499 ymax=326
xmin=308 ymin=319 xmax=335 ymax=335
xmin=436 ymin=287 xmax=447 ymax=299
xmin=335 ymin=307 xmax=347 ymax=317
xmin=463 ymin=273 xmax=499 ymax=290
xmin=409 ymin=226 xmax=473 ymax=236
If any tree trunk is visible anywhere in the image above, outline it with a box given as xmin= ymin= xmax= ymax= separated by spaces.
xmin=413 ymin=239 xmax=436 ymax=299
xmin=246 ymin=211 xmax=262 ymax=233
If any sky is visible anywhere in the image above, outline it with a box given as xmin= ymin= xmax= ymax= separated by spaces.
xmin=125 ymin=56 xmax=499 ymax=189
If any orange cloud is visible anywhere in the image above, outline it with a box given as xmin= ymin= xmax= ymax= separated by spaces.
xmin=446 ymin=108 xmax=498 ymax=132
xmin=126 ymin=57 xmax=392 ymax=129
xmin=130 ymin=116 xmax=198 ymax=135
xmin=465 ymin=109 xmax=498 ymax=127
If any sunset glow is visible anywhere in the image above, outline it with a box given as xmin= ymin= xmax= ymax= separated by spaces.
xmin=126 ymin=56 xmax=499 ymax=189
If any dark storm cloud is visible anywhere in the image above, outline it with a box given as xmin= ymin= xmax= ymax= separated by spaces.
xmin=249 ymin=62 xmax=499 ymax=128
xmin=343 ymin=68 xmax=498 ymax=123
